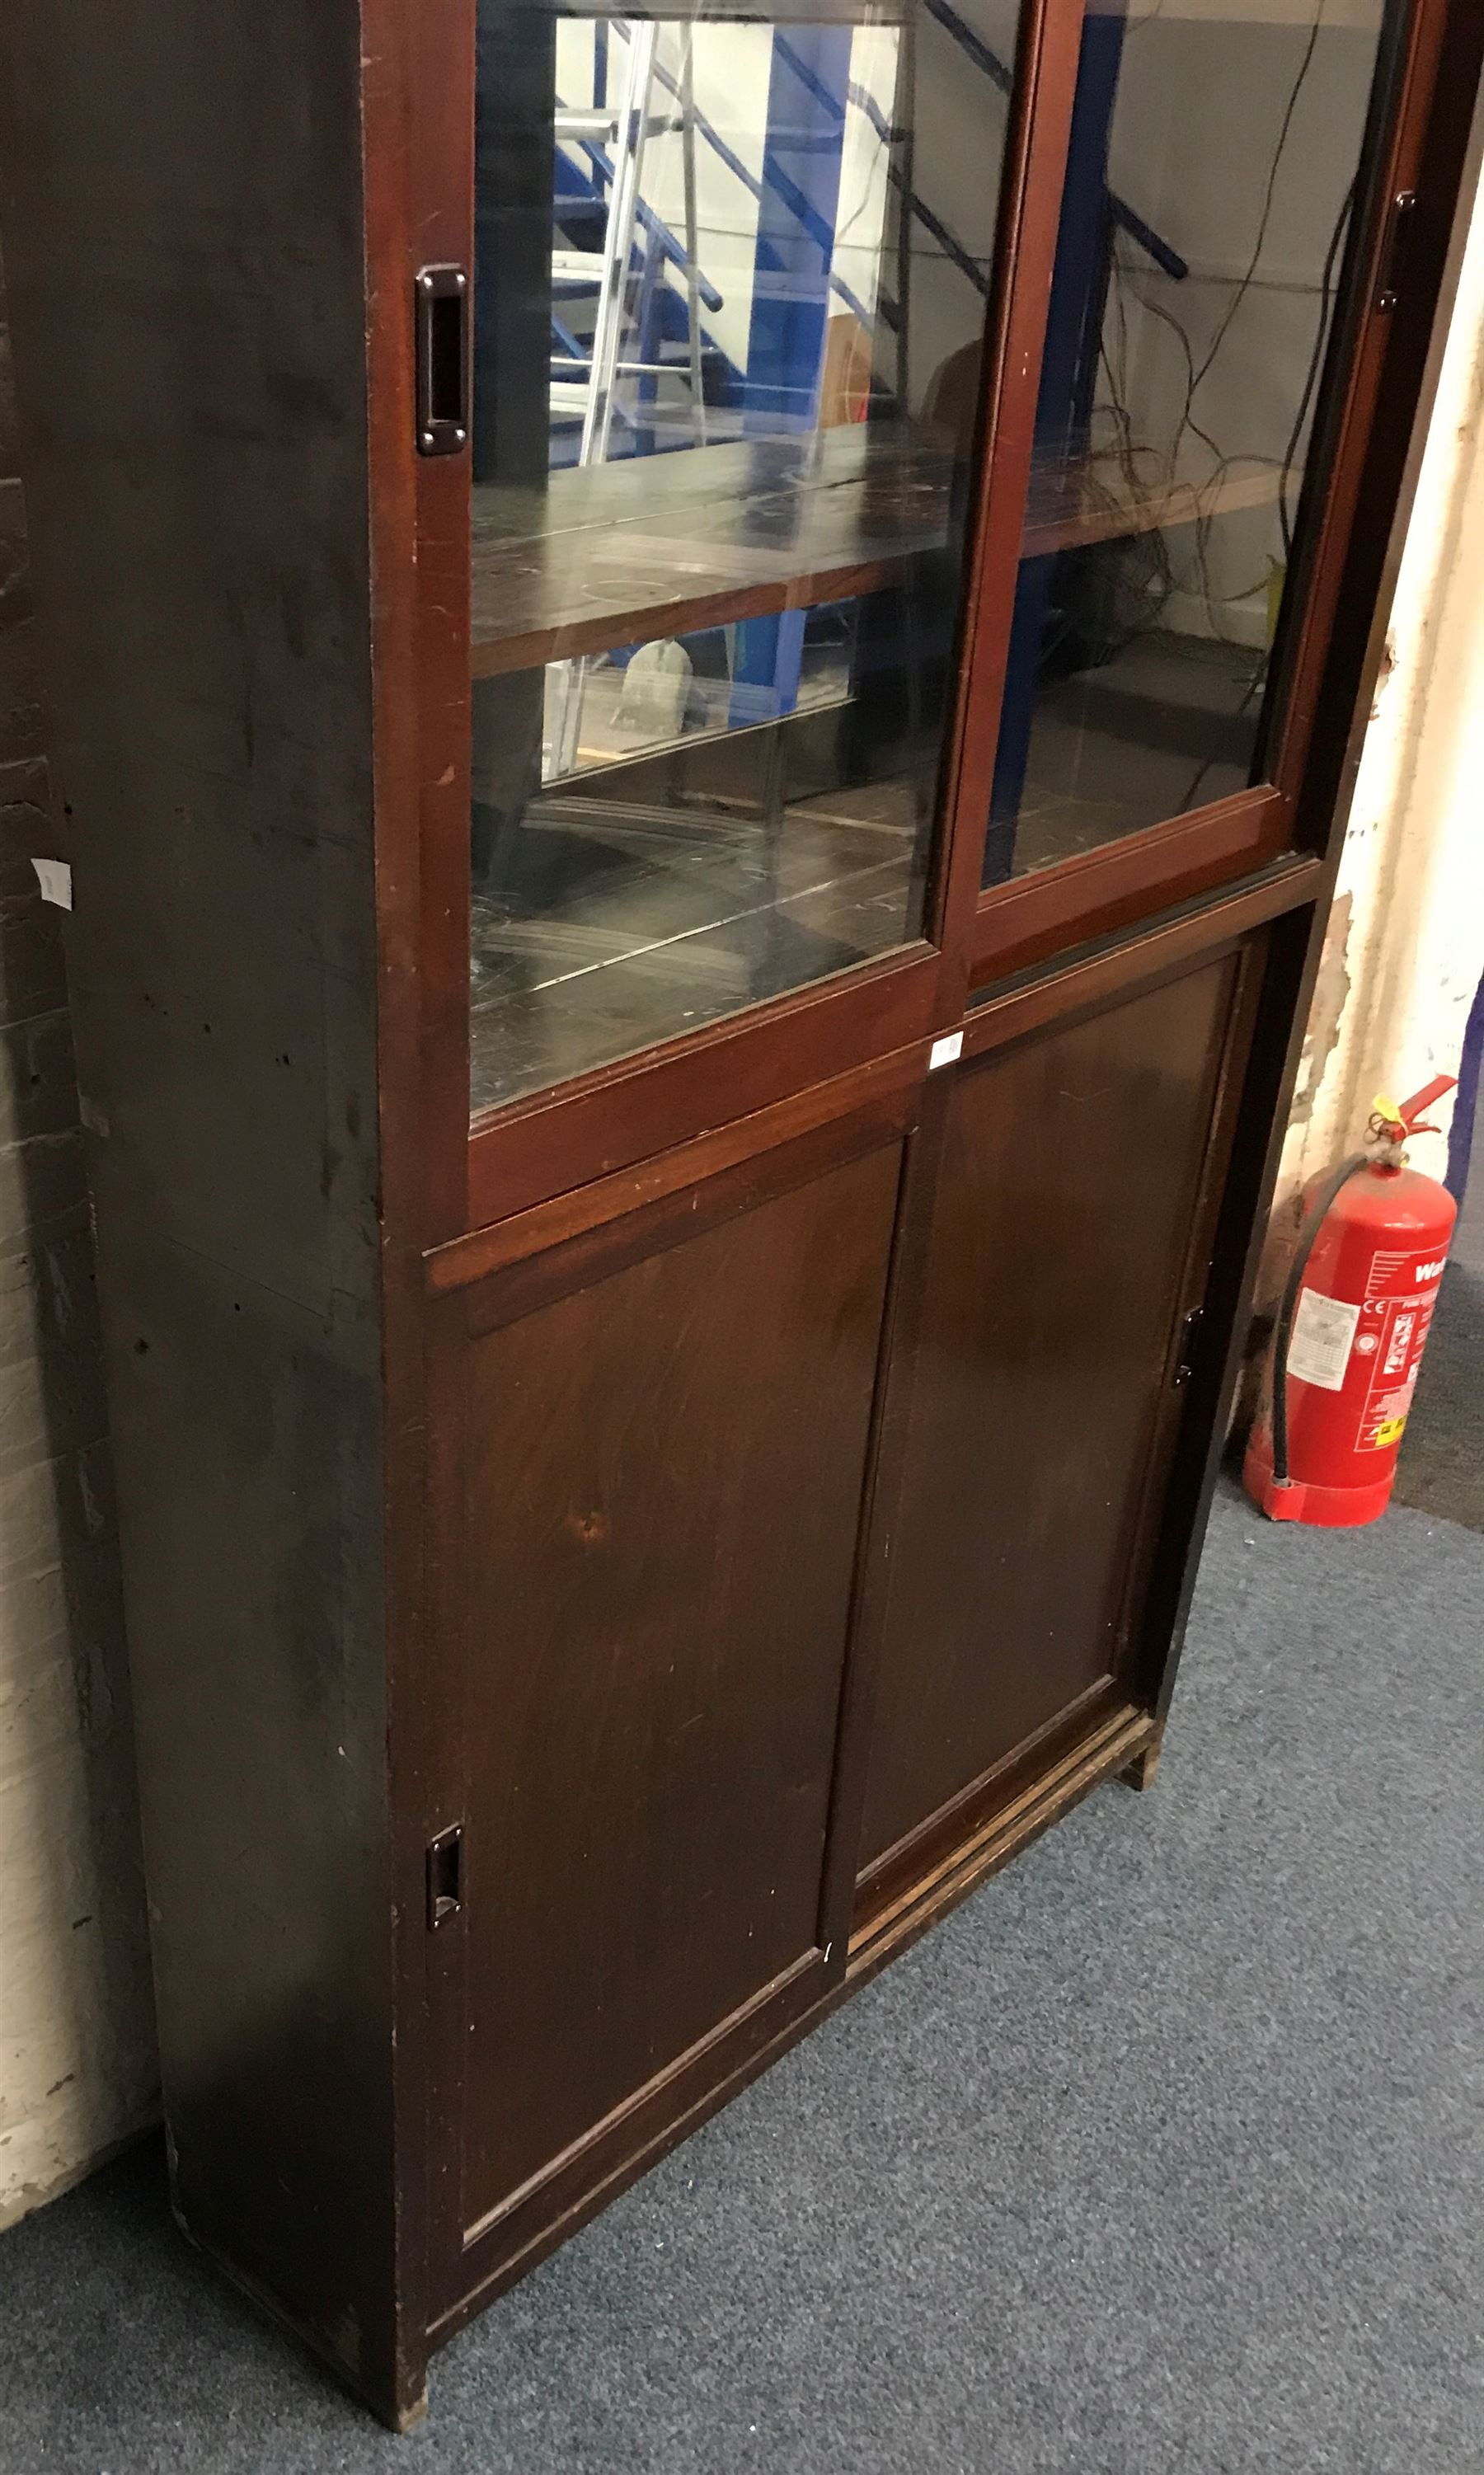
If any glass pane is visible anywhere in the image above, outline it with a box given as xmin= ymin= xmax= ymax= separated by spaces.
xmin=982 ymin=0 xmax=1390 ymax=893
xmin=468 ymin=0 xmax=1026 ymax=1119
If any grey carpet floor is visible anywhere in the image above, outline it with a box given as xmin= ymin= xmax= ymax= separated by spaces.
xmin=1393 ymin=1073 xmax=1484 ymax=1533
xmin=2 ymin=1477 xmax=1482 ymax=2473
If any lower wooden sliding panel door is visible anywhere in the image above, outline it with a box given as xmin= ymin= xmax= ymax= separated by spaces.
xmin=428 ymin=1122 xmax=905 ymax=2319
xmin=853 ymin=942 xmax=1261 ymax=1930
xmin=424 ymin=927 xmax=1269 ymax=2323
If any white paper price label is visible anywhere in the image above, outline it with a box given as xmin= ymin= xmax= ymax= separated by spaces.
xmin=1286 ymin=1288 xmax=1360 ymax=1392
xmin=31 ymin=858 xmax=73 ymax=910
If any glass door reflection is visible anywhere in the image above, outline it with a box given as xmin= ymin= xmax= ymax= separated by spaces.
xmin=983 ymin=0 xmax=1392 ymax=891
xmin=468 ymin=0 xmax=1025 ymax=1118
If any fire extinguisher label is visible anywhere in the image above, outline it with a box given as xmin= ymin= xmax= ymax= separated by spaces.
xmin=1355 ymin=1288 xmax=1439 ymax=1449
xmin=1286 ymin=1288 xmax=1361 ymax=1390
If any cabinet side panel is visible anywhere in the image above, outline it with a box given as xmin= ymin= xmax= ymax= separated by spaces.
xmin=859 ymin=954 xmax=1239 ymax=1872
xmin=0 ymin=1 xmax=407 ymax=2417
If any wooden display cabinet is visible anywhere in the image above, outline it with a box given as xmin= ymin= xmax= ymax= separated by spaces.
xmin=2 ymin=0 xmax=1477 ymax=2428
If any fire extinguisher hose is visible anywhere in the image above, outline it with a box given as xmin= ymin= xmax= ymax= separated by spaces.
xmin=1270 ymin=1153 xmax=1368 ymax=1487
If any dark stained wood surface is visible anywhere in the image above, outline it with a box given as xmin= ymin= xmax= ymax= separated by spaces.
xmin=848 ymin=1698 xmax=1153 ymax=1979
xmin=920 ymin=0 xmax=1087 ymax=993
xmin=0 ymin=0 xmax=413 ymax=2426
xmin=1020 ymin=457 xmax=1283 ymax=561
xmin=469 ymin=425 xmax=1286 ymax=679
xmin=440 ymin=1059 xmax=917 ymax=1297
xmin=400 ymin=0 xmax=481 ymax=1242
xmin=971 ymin=783 xmax=1291 ymax=988
xmin=1270 ymin=0 xmax=1454 ymax=818
xmin=471 ymin=425 xmax=955 ymax=674
xmin=856 ymin=953 xmax=1242 ymax=1878
xmin=466 ymin=935 xmax=939 ymax=1230
xmin=453 ymin=1140 xmax=900 ymax=2231
xmin=361 ymin=0 xmax=475 ymax=2411
xmin=453 ymin=847 xmax=1318 ymax=1276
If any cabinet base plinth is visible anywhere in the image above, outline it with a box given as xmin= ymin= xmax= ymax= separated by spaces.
xmin=1118 ymin=1731 xmax=1164 ymax=1793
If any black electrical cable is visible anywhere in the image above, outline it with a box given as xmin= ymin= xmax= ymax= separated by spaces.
xmin=1279 ymin=177 xmax=1355 ymax=562
xmin=1175 ymin=650 xmax=1266 ymax=815
xmin=1180 ymin=7 xmax=1327 ymax=415
xmin=1269 ymin=1150 xmax=1368 ymax=1485
xmin=1092 ymin=0 xmax=1337 ymax=677
xmin=1042 ymin=2 xmax=1341 ymax=815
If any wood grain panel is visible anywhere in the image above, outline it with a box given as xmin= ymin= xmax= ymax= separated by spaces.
xmin=455 ymin=1140 xmax=900 ymax=2230
xmin=0 ymin=0 xmax=412 ymax=2420
xmin=857 ymin=954 xmax=1241 ymax=1876
xmin=469 ymin=427 xmax=1284 ymax=680
xmin=470 ymin=426 xmax=950 ymax=674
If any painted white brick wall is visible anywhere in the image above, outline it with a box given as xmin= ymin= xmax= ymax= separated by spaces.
xmin=0 ymin=252 xmax=157 ymax=2233
xmin=1278 ymin=158 xmax=1484 ymax=1221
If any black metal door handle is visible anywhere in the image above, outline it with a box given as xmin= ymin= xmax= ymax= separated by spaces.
xmin=415 ymin=265 xmax=469 ymax=458
xmin=1376 ymin=191 xmax=1417 ymax=313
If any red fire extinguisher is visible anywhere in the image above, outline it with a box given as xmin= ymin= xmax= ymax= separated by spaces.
xmin=1243 ymin=1074 xmax=1458 ymax=1528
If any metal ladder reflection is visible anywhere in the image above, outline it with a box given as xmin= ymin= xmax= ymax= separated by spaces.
xmin=550 ymin=19 xmax=712 ymax=776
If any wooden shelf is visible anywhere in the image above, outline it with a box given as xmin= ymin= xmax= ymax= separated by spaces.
xmin=1088 ymin=0 xmax=1378 ymax=22
xmin=1022 ymin=456 xmax=1285 ymax=559
xmin=469 ymin=428 xmax=1286 ymax=680
xmin=470 ymin=426 xmax=956 ymax=680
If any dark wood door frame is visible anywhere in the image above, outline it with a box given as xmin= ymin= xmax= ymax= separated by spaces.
xmin=361 ymin=0 xmax=1130 ymax=1238
xmin=367 ymin=0 xmax=1479 ymax=1256
xmin=968 ymin=0 xmax=1474 ymax=993
xmin=448 ymin=0 xmax=1065 ymax=1225
xmin=922 ymin=0 xmax=1086 ymax=998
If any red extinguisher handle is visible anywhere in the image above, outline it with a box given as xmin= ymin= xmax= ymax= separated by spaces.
xmin=1397 ymin=1073 xmax=1456 ymax=1133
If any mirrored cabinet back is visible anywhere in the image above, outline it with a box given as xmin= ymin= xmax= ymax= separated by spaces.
xmin=1 ymin=0 xmax=1477 ymax=2427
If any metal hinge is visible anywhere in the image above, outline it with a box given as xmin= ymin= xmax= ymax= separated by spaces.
xmin=425 ymin=1823 xmax=465 ymax=1928
xmin=1172 ymin=1305 xmax=1205 ymax=1389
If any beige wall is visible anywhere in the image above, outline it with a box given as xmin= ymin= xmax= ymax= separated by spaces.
xmin=1274 ymin=157 xmax=1484 ymax=1245
xmin=0 ymin=252 xmax=156 ymax=2233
